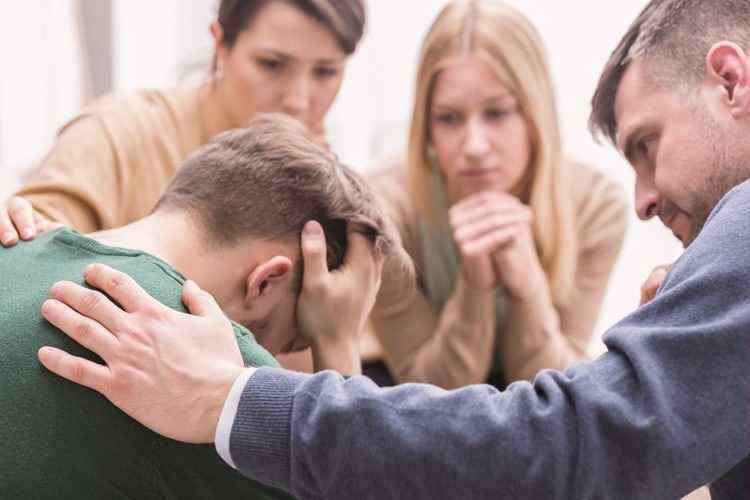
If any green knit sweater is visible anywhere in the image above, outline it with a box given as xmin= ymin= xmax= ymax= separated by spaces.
xmin=0 ymin=229 xmax=291 ymax=499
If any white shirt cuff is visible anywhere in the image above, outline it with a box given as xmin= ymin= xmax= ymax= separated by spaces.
xmin=215 ymin=367 xmax=257 ymax=468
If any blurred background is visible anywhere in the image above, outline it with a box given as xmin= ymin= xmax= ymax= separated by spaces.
xmin=0 ymin=0 xmax=682 ymax=351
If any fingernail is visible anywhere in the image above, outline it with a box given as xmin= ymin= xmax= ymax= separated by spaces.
xmin=304 ymin=221 xmax=323 ymax=236
xmin=22 ymin=227 xmax=35 ymax=239
xmin=50 ymin=282 xmax=63 ymax=295
xmin=41 ymin=299 xmax=57 ymax=315
xmin=83 ymin=263 xmax=98 ymax=280
xmin=184 ymin=279 xmax=199 ymax=291
xmin=38 ymin=347 xmax=51 ymax=362
xmin=1 ymin=231 xmax=15 ymax=245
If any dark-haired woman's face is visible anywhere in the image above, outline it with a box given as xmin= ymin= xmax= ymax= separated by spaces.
xmin=214 ymin=1 xmax=348 ymax=131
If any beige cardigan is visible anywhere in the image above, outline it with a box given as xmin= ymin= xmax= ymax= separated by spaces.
xmin=367 ymin=158 xmax=628 ymax=389
xmin=17 ymin=87 xmax=207 ymax=232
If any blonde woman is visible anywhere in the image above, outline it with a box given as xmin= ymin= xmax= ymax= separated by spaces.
xmin=366 ymin=0 xmax=627 ymax=389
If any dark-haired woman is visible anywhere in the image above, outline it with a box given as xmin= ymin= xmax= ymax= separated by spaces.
xmin=1 ymin=0 xmax=365 ymax=238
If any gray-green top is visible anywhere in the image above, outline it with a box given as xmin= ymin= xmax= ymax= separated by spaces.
xmin=0 ymin=228 xmax=290 ymax=499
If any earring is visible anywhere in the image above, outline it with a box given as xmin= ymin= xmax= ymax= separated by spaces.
xmin=214 ymin=59 xmax=225 ymax=80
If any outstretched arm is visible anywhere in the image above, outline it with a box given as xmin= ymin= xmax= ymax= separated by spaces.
xmin=226 ymin=183 xmax=750 ymax=498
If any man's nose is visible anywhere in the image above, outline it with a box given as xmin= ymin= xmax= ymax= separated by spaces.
xmin=634 ymin=178 xmax=661 ymax=220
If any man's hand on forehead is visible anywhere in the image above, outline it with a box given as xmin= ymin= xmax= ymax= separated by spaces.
xmin=296 ymin=220 xmax=383 ymax=375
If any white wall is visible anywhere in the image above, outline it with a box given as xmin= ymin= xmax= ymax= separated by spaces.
xmin=0 ymin=0 xmax=683 ymax=350
xmin=0 ymin=0 xmax=84 ymax=198
xmin=111 ymin=0 xmax=215 ymax=92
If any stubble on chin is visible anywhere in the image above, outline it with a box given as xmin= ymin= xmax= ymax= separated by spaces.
xmin=684 ymin=156 xmax=749 ymax=247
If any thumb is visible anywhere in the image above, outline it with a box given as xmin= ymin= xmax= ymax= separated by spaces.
xmin=301 ymin=220 xmax=329 ymax=285
xmin=182 ymin=280 xmax=224 ymax=318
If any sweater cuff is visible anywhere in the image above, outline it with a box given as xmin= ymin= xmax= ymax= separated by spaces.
xmin=215 ymin=367 xmax=257 ymax=468
xmin=229 ymin=367 xmax=310 ymax=490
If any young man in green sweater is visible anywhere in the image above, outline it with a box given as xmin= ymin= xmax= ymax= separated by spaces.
xmin=0 ymin=114 xmax=402 ymax=498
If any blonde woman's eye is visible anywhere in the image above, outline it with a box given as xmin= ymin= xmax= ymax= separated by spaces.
xmin=435 ymin=113 xmax=460 ymax=125
xmin=485 ymin=108 xmax=510 ymax=120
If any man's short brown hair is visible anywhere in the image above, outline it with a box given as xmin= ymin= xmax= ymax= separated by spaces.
xmin=589 ymin=0 xmax=750 ymax=147
xmin=155 ymin=113 xmax=410 ymax=290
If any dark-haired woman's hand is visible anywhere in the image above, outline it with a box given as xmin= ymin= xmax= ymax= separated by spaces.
xmin=0 ymin=196 xmax=61 ymax=247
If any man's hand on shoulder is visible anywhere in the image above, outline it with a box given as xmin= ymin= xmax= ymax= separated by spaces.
xmin=37 ymin=263 xmax=243 ymax=443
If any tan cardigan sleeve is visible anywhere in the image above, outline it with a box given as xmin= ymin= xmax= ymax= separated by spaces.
xmin=369 ymin=161 xmax=628 ymax=388
xmin=498 ymin=163 xmax=629 ymax=382
xmin=15 ymin=89 xmax=200 ymax=233
xmin=16 ymin=113 xmax=124 ymax=233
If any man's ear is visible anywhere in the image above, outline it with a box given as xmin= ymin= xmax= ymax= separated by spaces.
xmin=706 ymin=42 xmax=750 ymax=118
xmin=245 ymin=256 xmax=294 ymax=311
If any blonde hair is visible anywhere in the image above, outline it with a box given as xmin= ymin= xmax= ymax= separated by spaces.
xmin=407 ymin=0 xmax=576 ymax=304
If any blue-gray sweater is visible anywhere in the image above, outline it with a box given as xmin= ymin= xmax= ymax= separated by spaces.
xmin=229 ymin=181 xmax=750 ymax=499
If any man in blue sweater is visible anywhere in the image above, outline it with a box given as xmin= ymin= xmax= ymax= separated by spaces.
xmin=35 ymin=0 xmax=750 ymax=498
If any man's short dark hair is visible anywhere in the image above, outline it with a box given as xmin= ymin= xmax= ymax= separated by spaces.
xmin=589 ymin=0 xmax=750 ymax=147
xmin=155 ymin=113 xmax=410 ymax=291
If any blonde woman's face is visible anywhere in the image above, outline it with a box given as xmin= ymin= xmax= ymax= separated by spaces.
xmin=429 ymin=57 xmax=531 ymax=203
xmin=215 ymin=1 xmax=348 ymax=130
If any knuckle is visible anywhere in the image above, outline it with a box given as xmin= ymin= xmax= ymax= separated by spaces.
xmin=304 ymin=278 xmax=328 ymax=295
xmin=75 ymin=320 xmax=94 ymax=342
xmin=461 ymin=245 xmax=479 ymax=259
xmin=8 ymin=197 xmax=30 ymax=216
xmin=124 ymin=326 xmax=149 ymax=346
xmin=8 ymin=196 xmax=25 ymax=208
xmin=305 ymin=242 xmax=327 ymax=257
xmin=107 ymin=272 xmax=129 ymax=291
xmin=143 ymin=302 xmax=167 ymax=321
xmin=70 ymin=359 xmax=87 ymax=383
xmin=82 ymin=291 xmax=104 ymax=313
